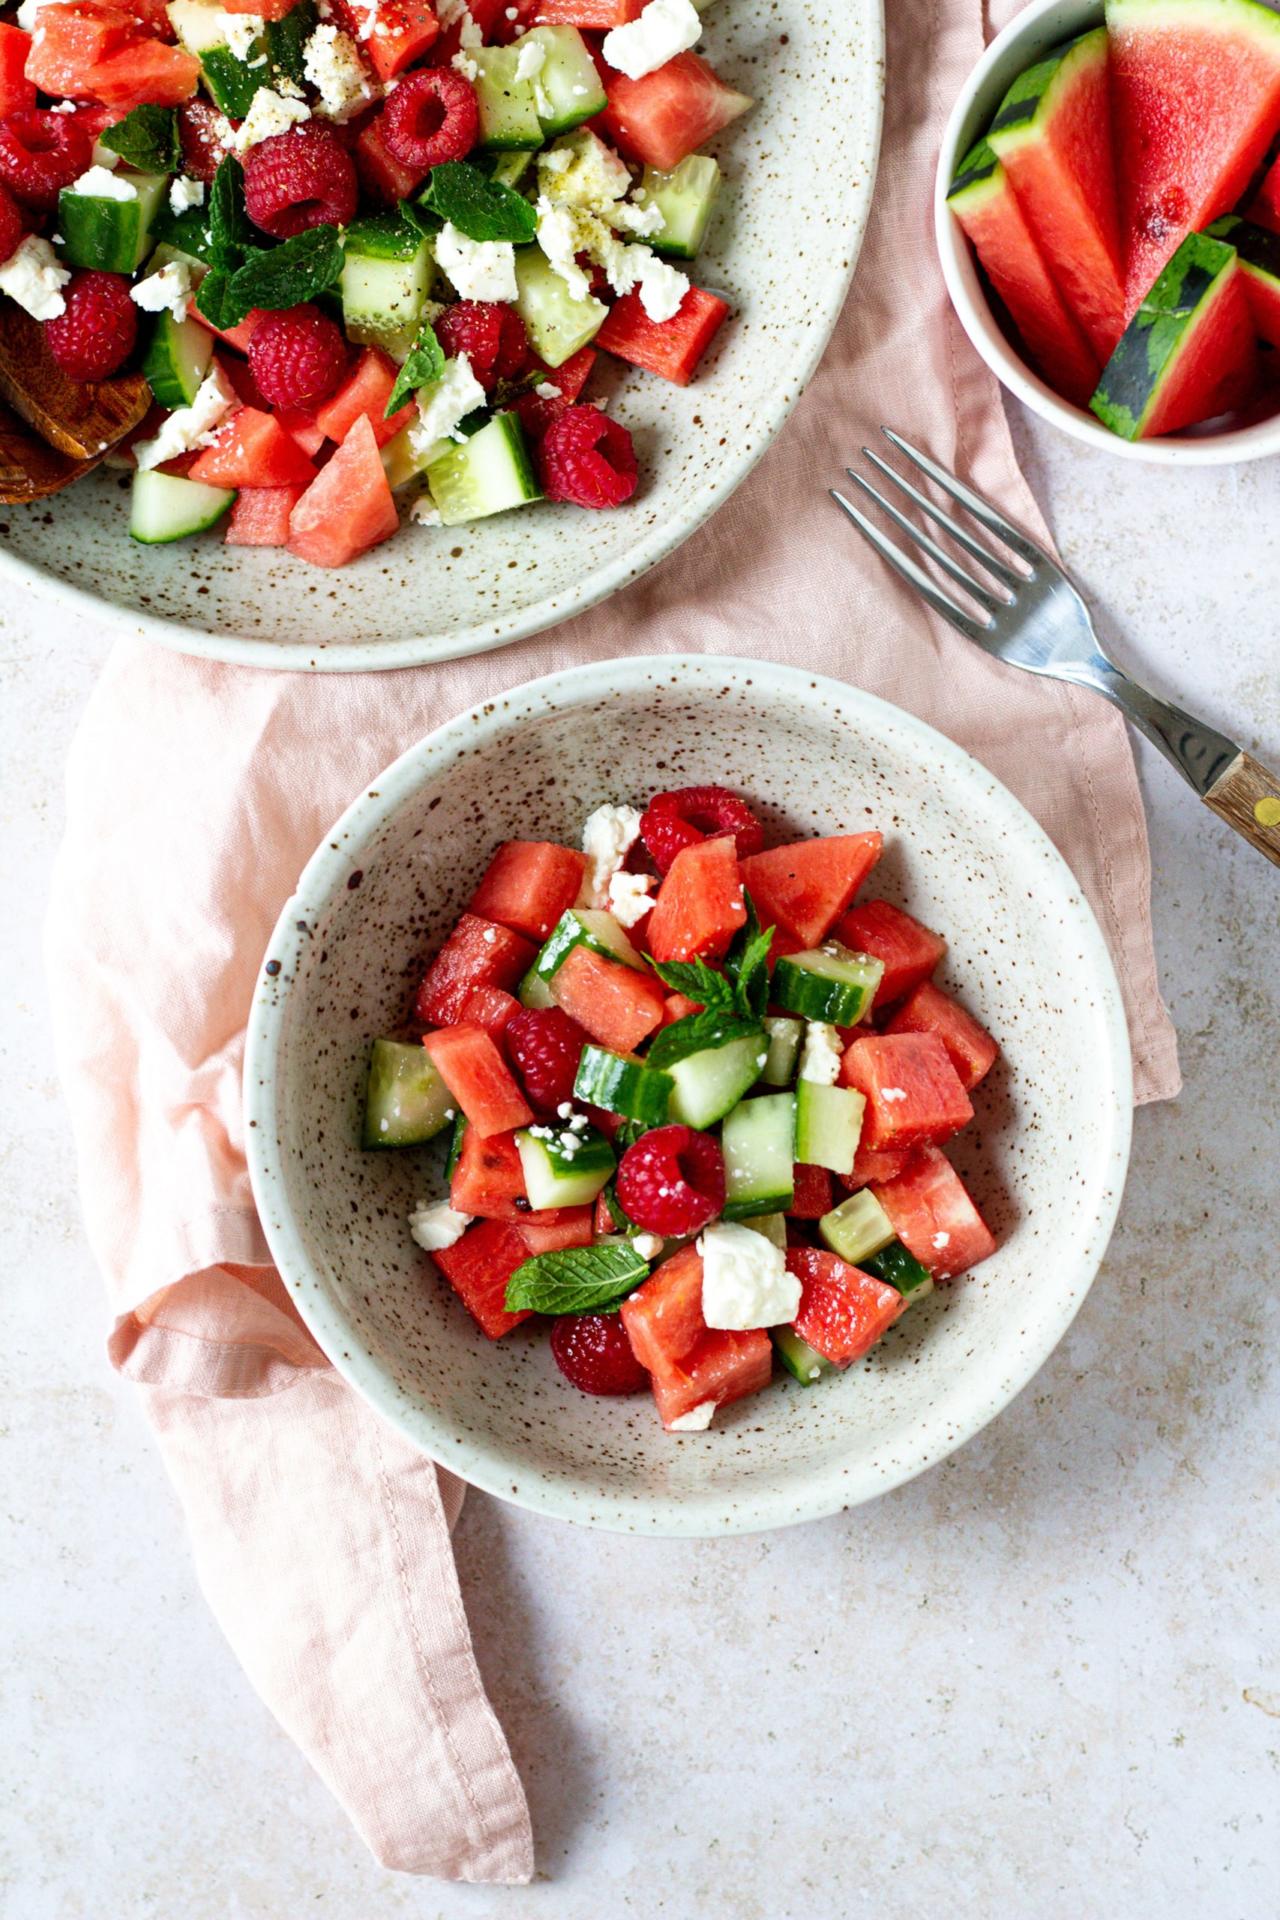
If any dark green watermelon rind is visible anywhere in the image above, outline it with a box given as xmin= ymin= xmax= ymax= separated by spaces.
xmin=947 ymin=137 xmax=1001 ymax=207
xmin=986 ymin=26 xmax=1108 ymax=152
xmin=1090 ymin=231 xmax=1237 ymax=438
xmin=1208 ymin=212 xmax=1280 ymax=287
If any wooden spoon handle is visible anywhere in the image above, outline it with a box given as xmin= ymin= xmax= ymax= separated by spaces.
xmin=0 ymin=303 xmax=149 ymax=462
xmin=1203 ymin=751 xmax=1280 ymax=868
xmin=0 ymin=402 xmax=98 ymax=502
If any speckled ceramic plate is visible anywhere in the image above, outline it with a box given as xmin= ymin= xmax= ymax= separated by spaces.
xmin=0 ymin=4 xmax=883 ymax=671
xmin=244 ymin=656 xmax=1133 ymax=1536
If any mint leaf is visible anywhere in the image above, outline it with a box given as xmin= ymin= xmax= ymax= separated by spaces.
xmin=385 ymin=322 xmax=446 ymax=418
xmin=100 ymin=104 xmax=179 ymax=176
xmin=208 ymin=155 xmax=252 ymax=262
xmin=193 ymin=264 xmax=242 ymax=332
xmin=226 ymin=224 xmax=344 ymax=319
xmin=645 ymin=955 xmax=735 ymax=1010
xmin=420 ymin=161 xmax=538 ymax=245
xmin=724 ymin=892 xmax=773 ymax=1020
xmin=399 ymin=196 xmax=441 ymax=241
xmin=646 ymin=1010 xmax=764 ymax=1073
xmin=505 ymin=1241 xmax=651 ymax=1315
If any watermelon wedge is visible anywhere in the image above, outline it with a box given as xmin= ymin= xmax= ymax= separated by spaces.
xmin=1091 ymin=228 xmax=1258 ymax=438
xmin=415 ymin=913 xmax=535 ymax=1026
xmin=1107 ymin=0 xmax=1280 ymax=316
xmin=0 ymin=23 xmax=36 ymax=116
xmin=287 ymin=413 xmax=399 ymax=567
xmin=871 ymin=1146 xmax=997 ymax=1281
xmin=313 ymin=347 xmax=416 ymax=449
xmin=832 ymin=898 xmax=946 ymax=1008
xmin=469 ymin=840 xmax=588 ymax=943
xmin=1209 ymin=213 xmax=1280 ymax=347
xmin=986 ymin=28 xmax=1126 ymax=360
xmin=423 ymin=1024 xmax=533 ymax=1137
xmin=597 ymin=51 xmax=753 ymax=172
xmin=947 ymin=137 xmax=1102 ymax=406
xmin=646 ymin=834 xmax=747 ymax=962
xmin=785 ymin=1248 xmax=906 ymax=1368
xmin=739 ymin=833 xmax=882 ymax=948
xmin=224 ymin=483 xmax=307 ymax=547
xmin=188 ymin=408 xmax=317 ymax=488
xmin=431 ymin=1218 xmax=534 ymax=1339
xmin=885 ymin=981 xmax=999 ymax=1091
xmin=450 ymin=1126 xmax=527 ymax=1218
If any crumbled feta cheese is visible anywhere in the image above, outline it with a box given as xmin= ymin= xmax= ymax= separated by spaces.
xmin=539 ymin=146 xmax=572 ymax=175
xmin=234 ymin=87 xmax=311 ymax=152
xmin=0 ymin=234 xmax=69 ymax=318
xmin=667 ymin=1400 xmax=716 ymax=1432
xmin=16 ymin=0 xmax=50 ymax=30
xmin=49 ymin=98 xmax=77 ymax=114
xmin=408 ymin=352 xmax=487 ymax=459
xmin=580 ymin=221 xmax=689 ymax=322
xmin=799 ymin=1021 xmax=843 ymax=1086
xmin=602 ymin=0 xmax=701 ymax=81
xmin=451 ymin=49 xmax=479 ymax=79
xmin=607 ymin=869 xmax=655 ymax=928
xmin=130 ymin=259 xmax=193 ymax=321
xmin=304 ymin=23 xmax=377 ymax=120
xmin=631 ymin=1232 xmax=664 ymax=1261
xmin=435 ymin=221 xmax=518 ymax=303
xmin=698 ymin=1220 xmax=801 ymax=1331
xmin=132 ymin=363 xmax=237 ymax=472
xmin=347 ymin=0 xmax=379 ymax=37
xmin=538 ymin=128 xmax=629 ymax=212
xmin=932 ymin=1231 xmax=951 ymax=1250
xmin=169 ymin=174 xmax=206 ymax=215
xmin=408 ymin=1201 xmax=473 ymax=1252
xmin=631 ymin=248 xmax=688 ymax=321
xmin=409 ymin=496 xmax=442 ymax=526
xmin=218 ymin=11 xmax=266 ymax=62
xmin=556 ymin=1102 xmax=575 ymax=1119
xmin=535 ymin=194 xmax=593 ymax=300
xmin=514 ymin=36 xmax=545 ymax=83
xmin=69 ymin=165 xmax=137 ymax=202
xmin=458 ymin=6 xmax=482 ymax=45
xmin=534 ymin=380 xmax=561 ymax=400
xmin=880 ymin=1087 xmax=907 ymax=1103
xmin=578 ymin=802 xmax=642 ymax=907
xmin=610 ymin=198 xmax=665 ymax=238
xmin=505 ymin=4 xmax=519 ymax=16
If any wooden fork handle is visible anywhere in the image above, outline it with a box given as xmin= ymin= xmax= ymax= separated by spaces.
xmin=1203 ymin=751 xmax=1280 ymax=868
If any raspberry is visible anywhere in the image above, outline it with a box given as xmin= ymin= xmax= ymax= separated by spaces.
xmin=44 ymin=272 xmax=137 ymax=381
xmin=504 ymin=1005 xmax=588 ymax=1115
xmin=616 ymin=1125 xmax=724 ymax=1238
xmin=0 ymin=110 xmax=93 ymax=211
xmin=639 ymin=786 xmax=765 ymax=875
xmin=550 ymin=1313 xmax=650 ymax=1396
xmin=0 ymin=183 xmax=27 ymax=266
xmin=433 ymin=300 xmax=529 ymax=391
xmin=248 ymin=303 xmax=349 ymax=409
xmin=381 ymin=68 xmax=478 ymax=171
xmin=243 ymin=124 xmax=358 ymax=239
xmin=538 ymin=405 xmax=638 ymax=511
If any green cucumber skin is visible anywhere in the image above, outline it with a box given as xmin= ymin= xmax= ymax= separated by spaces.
xmin=574 ymin=1045 xmax=673 ymax=1127
xmin=515 ymin=1125 xmax=615 ymax=1208
xmin=772 ymin=950 xmax=883 ymax=1026
xmin=772 ymin=1325 xmax=831 ymax=1385
xmin=129 ymin=470 xmax=235 ymax=544
xmin=518 ymin=964 xmax=557 ymax=1010
xmin=523 ymin=25 xmax=607 ymax=135
xmin=862 ymin=1238 xmax=934 ymax=1300
xmin=362 ymin=1037 xmax=455 ymax=1150
xmin=665 ymin=1032 xmax=766 ymax=1130
xmin=58 ymin=174 xmax=166 ymax=274
xmin=142 ymin=309 xmax=214 ymax=410
xmin=473 ymin=47 xmax=544 ymax=150
xmin=1090 ymin=230 xmax=1236 ymax=439
xmin=641 ymin=156 xmax=721 ymax=260
xmin=534 ymin=908 xmax=642 ymax=982
xmin=513 ymin=246 xmax=606 ymax=368
xmin=424 ymin=412 xmax=542 ymax=526
xmin=760 ymin=1016 xmax=802 ymax=1087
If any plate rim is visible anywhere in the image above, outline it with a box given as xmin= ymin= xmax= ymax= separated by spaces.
xmin=244 ymin=652 xmax=1134 ymax=1536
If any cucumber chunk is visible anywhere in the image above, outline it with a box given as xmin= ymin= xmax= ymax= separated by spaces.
xmin=721 ymin=1092 xmax=796 ymax=1219
xmin=200 ymin=44 xmax=267 ymax=118
xmin=535 ymin=907 xmax=645 ymax=981
xmin=166 ymin=0 xmax=225 ymax=52
xmin=482 ymin=149 xmax=535 ymax=191
xmin=574 ymin=1044 xmax=673 ymax=1127
xmin=342 ymin=214 xmax=435 ymax=360
xmin=740 ymin=1211 xmax=787 ymax=1250
xmin=424 ymin=411 xmax=542 ymax=526
xmin=362 ymin=1037 xmax=455 ymax=1149
xmin=381 ymin=423 xmax=433 ymax=490
xmin=513 ymin=246 xmax=607 ymax=368
xmin=862 ymin=1238 xmax=934 ymax=1304
xmin=761 ymin=1015 xmax=802 ymax=1087
xmin=142 ymin=306 xmax=214 ymax=408
xmin=640 ymin=156 xmax=721 ymax=260
xmin=664 ymin=1030 xmax=766 ymax=1130
xmin=819 ymin=1190 xmax=896 ymax=1268
xmin=794 ymin=1081 xmax=865 ymax=1176
xmin=129 ymin=470 xmax=235 ymax=544
xmin=517 ymin=963 xmax=557 ymax=1010
xmin=58 ymin=170 xmax=167 ymax=274
xmin=519 ymin=25 xmax=608 ymax=135
xmin=773 ymin=943 xmax=884 ymax=1026
xmin=472 ymin=45 xmax=543 ymax=149
xmin=773 ymin=1324 xmax=832 ymax=1385
xmin=515 ymin=1122 xmax=616 ymax=1208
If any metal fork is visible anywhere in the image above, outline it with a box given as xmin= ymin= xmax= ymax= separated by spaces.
xmin=831 ymin=429 xmax=1280 ymax=869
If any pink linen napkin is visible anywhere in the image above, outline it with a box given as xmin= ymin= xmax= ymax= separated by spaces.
xmin=43 ymin=0 xmax=1180 ymax=1886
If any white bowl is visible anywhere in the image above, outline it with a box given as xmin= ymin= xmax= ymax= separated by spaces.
xmin=244 ymin=656 xmax=1133 ymax=1536
xmin=934 ymin=0 xmax=1280 ymax=465
xmin=0 ymin=0 xmax=883 ymax=671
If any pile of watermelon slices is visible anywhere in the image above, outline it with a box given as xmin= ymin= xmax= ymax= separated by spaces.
xmin=949 ymin=0 xmax=1280 ymax=440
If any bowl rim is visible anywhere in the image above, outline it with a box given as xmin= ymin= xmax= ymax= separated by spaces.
xmin=0 ymin=2 xmax=887 ymax=673
xmin=244 ymin=653 xmax=1134 ymax=1536
xmin=933 ymin=0 xmax=1280 ymax=467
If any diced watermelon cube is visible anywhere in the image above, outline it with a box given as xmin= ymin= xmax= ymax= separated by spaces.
xmin=739 ymin=833 xmax=882 ymax=948
xmin=223 ymin=0 xmax=296 ymax=16
xmin=533 ymin=0 xmax=644 ymax=24
xmin=551 ymin=943 xmax=667 ymax=1053
xmin=596 ymin=284 xmax=730 ymax=386
xmin=458 ymin=984 xmax=520 ymax=1037
xmin=355 ymin=114 xmax=428 ymax=203
xmin=277 ymin=407 xmax=327 ymax=457
xmin=619 ymin=1242 xmax=706 ymax=1374
xmin=287 ymin=414 xmax=399 ymax=568
xmin=661 ymin=991 xmax=701 ymax=1025
xmin=333 ymin=0 xmax=437 ymax=79
xmin=188 ymin=407 xmax=317 ymax=488
xmin=313 ymin=346 xmax=415 ymax=449
xmin=833 ymin=898 xmax=946 ymax=1007
xmin=885 ymin=981 xmax=998 ymax=1091
xmin=513 ymin=345 xmax=596 ymax=437
xmin=224 ymin=484 xmax=307 ymax=547
xmin=785 ymin=1247 xmax=906 ymax=1368
xmin=450 ymin=1125 xmax=526 ymax=1218
xmin=620 ymin=1244 xmax=772 ymax=1429
xmin=787 ymin=1163 xmax=833 ymax=1219
xmin=518 ymin=1205 xmax=595 ymax=1253
xmin=646 ymin=835 xmax=746 ymax=963
xmin=592 ymin=1189 xmax=615 ymax=1236
xmin=0 ymin=24 xmax=36 ymax=115
xmin=23 ymin=3 xmax=136 ymax=97
xmin=648 ymin=1329 xmax=772 ymax=1430
xmin=872 ymin=1145 xmax=996 ymax=1280
xmin=838 ymin=1142 xmax=916 ymax=1192
xmin=423 ymin=1024 xmax=533 ymax=1137
xmin=839 ymin=1031 xmax=973 ymax=1151
xmin=429 ymin=1218 xmax=534 ymax=1337
xmin=415 ymin=913 xmax=535 ymax=1027
xmin=469 ymin=839 xmax=588 ymax=943
xmin=75 ymin=37 xmax=203 ymax=107
xmin=597 ymin=50 xmax=752 ymax=171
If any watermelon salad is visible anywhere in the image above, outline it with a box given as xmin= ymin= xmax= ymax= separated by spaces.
xmin=0 ymin=0 xmax=752 ymax=563
xmin=364 ymin=785 xmax=1000 ymax=1434
xmin=949 ymin=0 xmax=1280 ymax=441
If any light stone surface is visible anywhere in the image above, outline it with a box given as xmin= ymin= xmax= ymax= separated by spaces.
xmin=2 ymin=406 xmax=1278 ymax=1917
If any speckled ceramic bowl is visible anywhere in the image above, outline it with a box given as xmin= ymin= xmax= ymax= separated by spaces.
xmin=0 ymin=2 xmax=883 ymax=671
xmin=245 ymin=656 xmax=1132 ymax=1535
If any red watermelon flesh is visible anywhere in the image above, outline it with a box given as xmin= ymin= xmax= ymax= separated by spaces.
xmin=469 ymin=839 xmax=588 ymax=943
xmin=598 ymin=51 xmax=753 ymax=172
xmin=833 ymin=898 xmax=946 ymax=1008
xmin=838 ymin=1143 xmax=917 ymax=1192
xmin=458 ymin=984 xmax=521 ymax=1037
xmin=1107 ymin=0 xmax=1280 ymax=316
xmin=415 ymin=913 xmax=535 ymax=1027
xmin=517 ymin=1205 xmax=595 ymax=1253
xmin=620 ymin=1246 xmax=772 ymax=1428
xmin=431 ymin=1218 xmax=534 ymax=1339
xmin=287 ymin=414 xmax=399 ymax=568
xmin=839 ymin=1031 xmax=974 ymax=1151
xmin=422 ymin=1024 xmax=533 ymax=1138
xmin=739 ymin=833 xmax=882 ymax=948
xmin=551 ymin=943 xmax=667 ymax=1052
xmin=224 ymin=484 xmax=306 ymax=547
xmin=787 ymin=1163 xmax=834 ymax=1219
xmin=885 ymin=981 xmax=999 ymax=1091
xmin=872 ymin=1146 xmax=996 ymax=1280
xmin=450 ymin=1126 xmax=526 ymax=1218
xmin=987 ymin=27 xmax=1126 ymax=358
xmin=646 ymin=834 xmax=746 ymax=963
xmin=786 ymin=1248 xmax=906 ymax=1368
xmin=1140 ymin=247 xmax=1257 ymax=434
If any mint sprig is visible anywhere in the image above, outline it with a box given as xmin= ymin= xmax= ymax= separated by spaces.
xmin=227 ymin=224 xmax=345 ymax=313
xmin=725 ymin=891 xmax=773 ymax=1019
xmin=505 ymin=1241 xmax=651 ymax=1316
xmin=645 ymin=892 xmax=774 ymax=1040
xmin=420 ymin=161 xmax=538 ymax=245
xmin=646 ymin=1009 xmax=763 ymax=1072
xmin=645 ymin=956 xmax=736 ymax=1010
xmin=208 ymin=154 xmax=252 ymax=261
xmin=100 ymin=104 xmax=180 ymax=176
xmin=385 ymin=323 xmax=447 ymax=418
